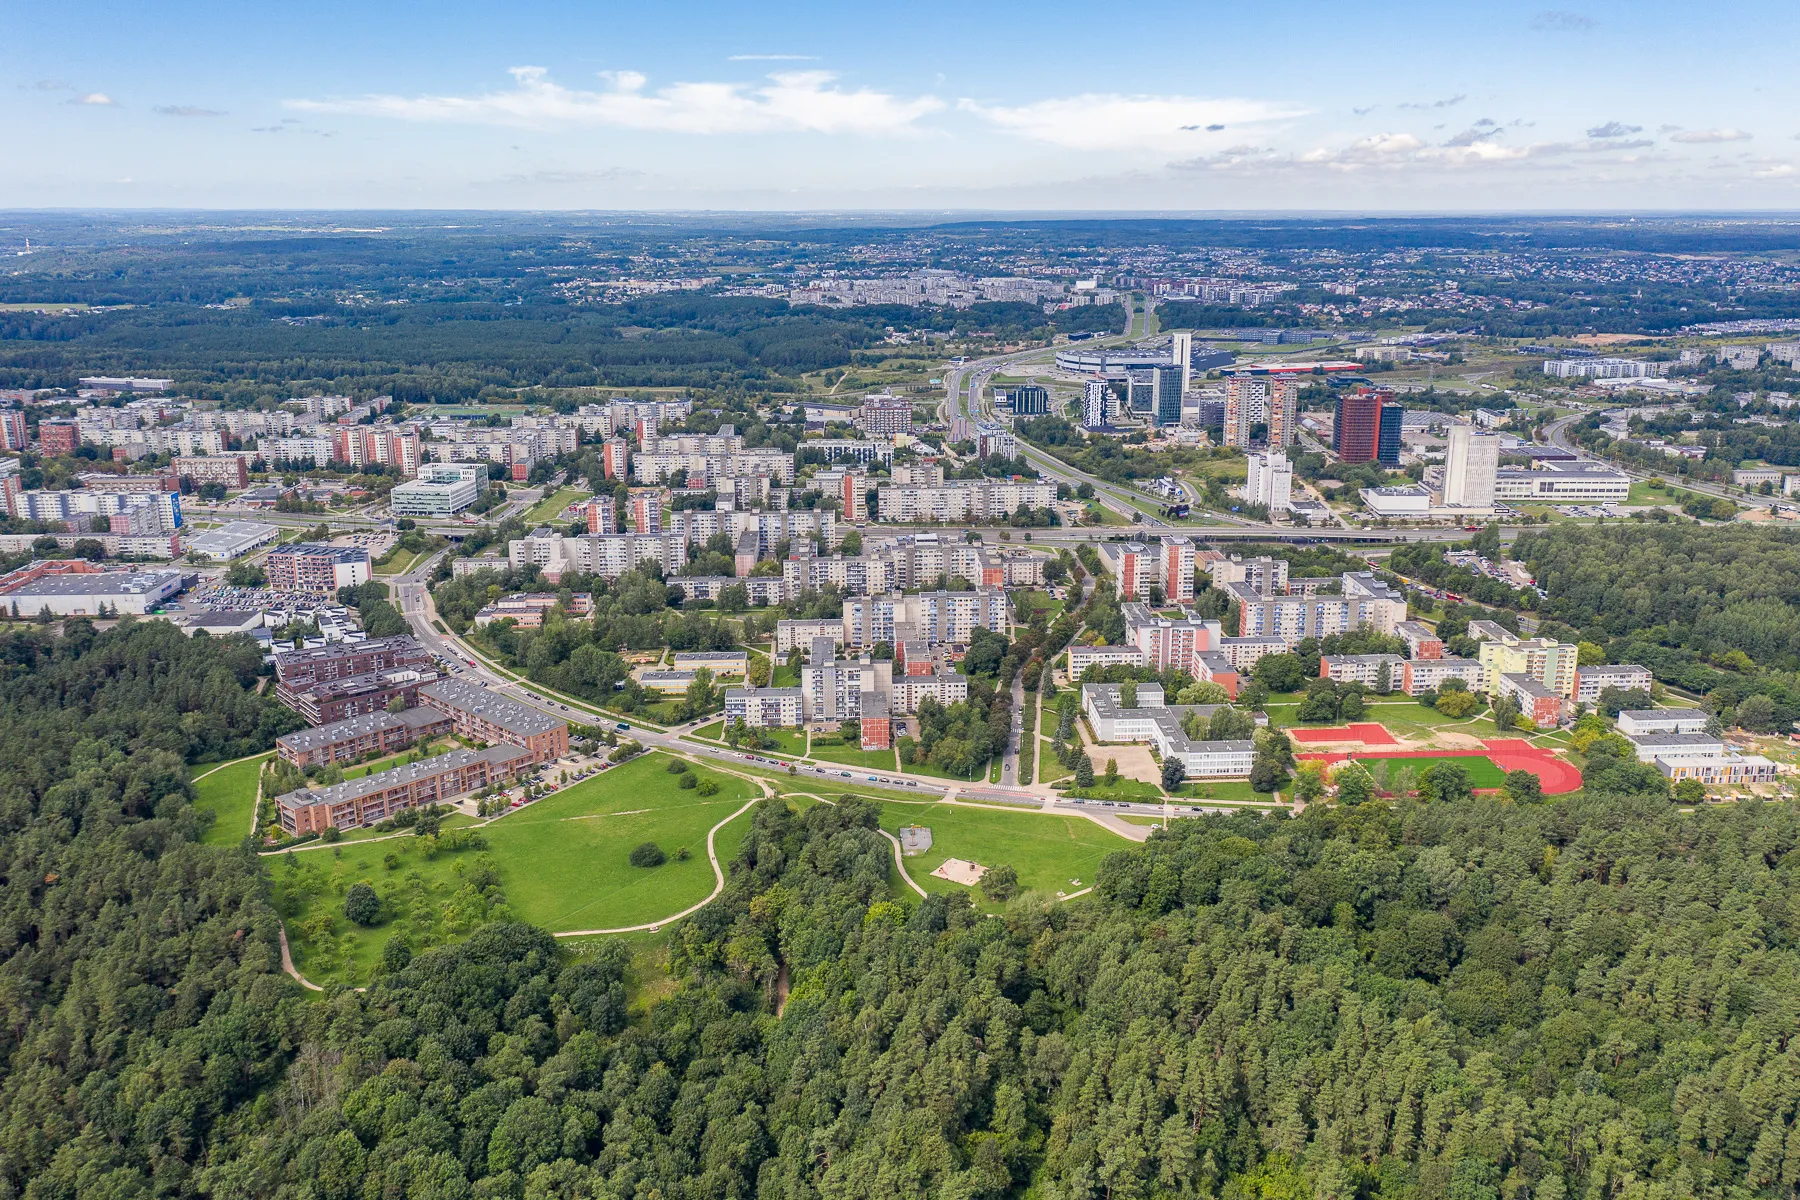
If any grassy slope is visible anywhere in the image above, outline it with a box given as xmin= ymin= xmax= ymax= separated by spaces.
xmin=192 ymin=754 xmax=270 ymax=846
xmin=883 ymin=802 xmax=1127 ymax=905
xmin=275 ymin=752 xmax=759 ymax=987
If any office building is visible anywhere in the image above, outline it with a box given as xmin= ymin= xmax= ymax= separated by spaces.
xmin=1170 ymin=330 xmax=1193 ymax=397
xmin=1152 ymin=364 xmax=1184 ymax=427
xmin=1493 ymin=461 xmax=1631 ymax=503
xmin=1442 ymin=425 xmax=1499 ymax=510
xmin=265 ymin=543 xmax=372 ymax=594
xmin=390 ymin=462 xmax=488 ymax=517
xmin=1244 ymin=450 xmax=1293 ymax=515
xmin=1377 ymin=402 xmax=1404 ymax=466
xmin=1010 ymin=385 xmax=1050 ymax=415
xmin=419 ymin=677 xmax=569 ymax=764
xmin=1082 ymin=379 xmax=1111 ymax=429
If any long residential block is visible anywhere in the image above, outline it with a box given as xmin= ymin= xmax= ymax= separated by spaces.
xmin=418 ymin=678 xmax=570 ymax=763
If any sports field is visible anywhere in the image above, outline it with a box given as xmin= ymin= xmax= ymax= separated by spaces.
xmin=1342 ymin=755 xmax=1509 ymax=789
xmin=274 ymin=752 xmax=759 ymax=987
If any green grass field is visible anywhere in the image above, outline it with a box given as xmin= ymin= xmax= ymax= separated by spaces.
xmin=1261 ymin=702 xmax=1499 ymax=743
xmin=374 ymin=547 xmax=425 ymax=576
xmin=523 ymin=485 xmax=590 ymax=525
xmin=342 ymin=740 xmax=450 ymax=780
xmin=274 ymin=753 xmax=759 ymax=987
xmin=1626 ymin=480 xmax=1709 ymax=507
xmin=883 ymin=803 xmax=1128 ymax=906
xmin=808 ymin=737 xmax=898 ymax=771
xmin=772 ymin=662 xmax=800 ymax=687
xmin=1345 ymin=754 xmax=1509 ymax=789
xmin=903 ymin=754 xmax=994 ymax=783
xmin=1169 ymin=779 xmax=1270 ymax=803
xmin=192 ymin=753 xmax=270 ymax=846
xmin=1014 ymin=590 xmax=1063 ymax=620
xmin=1056 ymin=777 xmax=1165 ymax=803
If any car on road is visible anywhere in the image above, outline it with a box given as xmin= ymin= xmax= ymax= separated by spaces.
xmin=616 ymin=723 xmax=630 ymax=731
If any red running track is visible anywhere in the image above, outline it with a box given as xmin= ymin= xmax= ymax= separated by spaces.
xmin=1287 ymin=723 xmax=1400 ymax=746
xmin=1297 ymin=739 xmax=1583 ymax=795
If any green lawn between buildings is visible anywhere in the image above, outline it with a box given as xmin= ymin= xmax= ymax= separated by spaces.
xmin=807 ymin=737 xmax=899 ymax=772
xmin=882 ymin=802 xmax=1127 ymax=909
xmin=523 ymin=485 xmax=590 ymax=525
xmin=192 ymin=753 xmax=271 ymax=846
xmin=273 ymin=752 xmax=759 ymax=988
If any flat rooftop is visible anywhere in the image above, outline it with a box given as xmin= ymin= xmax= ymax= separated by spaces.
xmin=419 ymin=678 xmax=564 ymax=738
xmin=5 ymin=569 xmax=183 ymax=597
xmin=276 ymin=744 xmax=531 ymax=812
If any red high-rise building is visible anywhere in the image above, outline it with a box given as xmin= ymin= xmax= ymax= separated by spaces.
xmin=1333 ymin=387 xmax=1387 ymax=464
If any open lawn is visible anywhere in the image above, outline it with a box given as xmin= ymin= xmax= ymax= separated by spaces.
xmin=1626 ymin=480 xmax=1709 ymax=506
xmin=692 ymin=719 xmax=725 ymax=741
xmin=1169 ymin=779 xmax=1271 ymax=803
xmin=1055 ymin=777 xmax=1166 ymax=803
xmin=1341 ymin=754 xmax=1510 ymax=789
xmin=1262 ymin=703 xmax=1501 ymax=743
xmin=883 ymin=802 xmax=1127 ymax=906
xmin=903 ymin=754 xmax=995 ymax=783
xmin=808 ymin=737 xmax=898 ymax=771
xmin=1014 ymin=590 xmax=1063 ymax=620
xmin=374 ymin=547 xmax=425 ymax=576
xmin=274 ymin=752 xmax=759 ymax=988
xmin=343 ymin=740 xmax=451 ymax=780
xmin=192 ymin=753 xmax=270 ymax=846
xmin=724 ymin=726 xmax=807 ymax=757
xmin=772 ymin=662 xmax=800 ymax=688
xmin=524 ymin=485 xmax=589 ymax=525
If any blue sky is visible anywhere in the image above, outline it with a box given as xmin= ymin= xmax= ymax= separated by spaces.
xmin=5 ymin=0 xmax=1798 ymax=210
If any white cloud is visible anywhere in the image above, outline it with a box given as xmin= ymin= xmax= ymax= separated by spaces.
xmin=69 ymin=92 xmax=117 ymax=107
xmin=1175 ymin=129 xmax=1669 ymax=175
xmin=291 ymin=66 xmax=941 ymax=135
xmin=959 ymin=93 xmax=1306 ymax=153
xmin=1670 ymin=127 xmax=1751 ymax=143
xmin=156 ymin=105 xmax=225 ymax=117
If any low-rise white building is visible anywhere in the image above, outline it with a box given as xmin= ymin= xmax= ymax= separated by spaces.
xmin=1617 ymin=708 xmax=1709 ymax=736
xmin=1080 ymin=683 xmax=1257 ymax=778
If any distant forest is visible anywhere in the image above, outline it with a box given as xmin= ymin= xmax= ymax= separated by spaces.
xmin=0 ymin=295 xmax=1118 ymax=398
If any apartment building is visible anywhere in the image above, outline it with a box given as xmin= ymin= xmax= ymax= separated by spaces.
xmin=1110 ymin=536 xmax=1196 ymax=604
xmin=275 ymin=707 xmax=454 ymax=769
xmin=1472 ymin=625 xmax=1578 ymax=698
xmin=173 ymin=455 xmax=251 ymax=488
xmin=1495 ymin=673 xmax=1568 ymax=727
xmin=723 ymin=686 xmax=804 ymax=728
xmin=1574 ymin=664 xmax=1654 ymax=703
xmin=1227 ymin=572 xmax=1407 ymax=646
xmin=1401 ymin=657 xmax=1486 ymax=696
xmin=418 ymin=678 xmax=569 ymax=764
xmin=1396 ymin=620 xmax=1444 ymax=659
xmin=841 ymin=588 xmax=1007 ymax=647
xmin=507 ymin=530 xmax=687 ymax=582
xmin=874 ymin=478 xmax=1056 ymax=522
xmin=1320 ymin=654 xmax=1406 ymax=690
xmin=1207 ymin=554 xmax=1289 ymax=594
xmin=801 ymin=654 xmax=894 ymax=722
xmin=265 ymin=543 xmax=373 ymax=594
xmin=277 ymin=745 xmax=534 ymax=835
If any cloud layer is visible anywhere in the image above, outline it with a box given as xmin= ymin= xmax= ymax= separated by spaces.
xmin=292 ymin=66 xmax=942 ymax=136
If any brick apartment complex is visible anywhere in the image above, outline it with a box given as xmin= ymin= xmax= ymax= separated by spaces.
xmin=273 ymin=636 xmax=438 ymax=725
xmin=274 ymin=635 xmax=433 ymax=689
xmin=275 ymin=707 xmax=453 ymax=768
xmin=277 ymin=745 xmax=533 ymax=834
xmin=418 ymin=678 xmax=569 ymax=763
